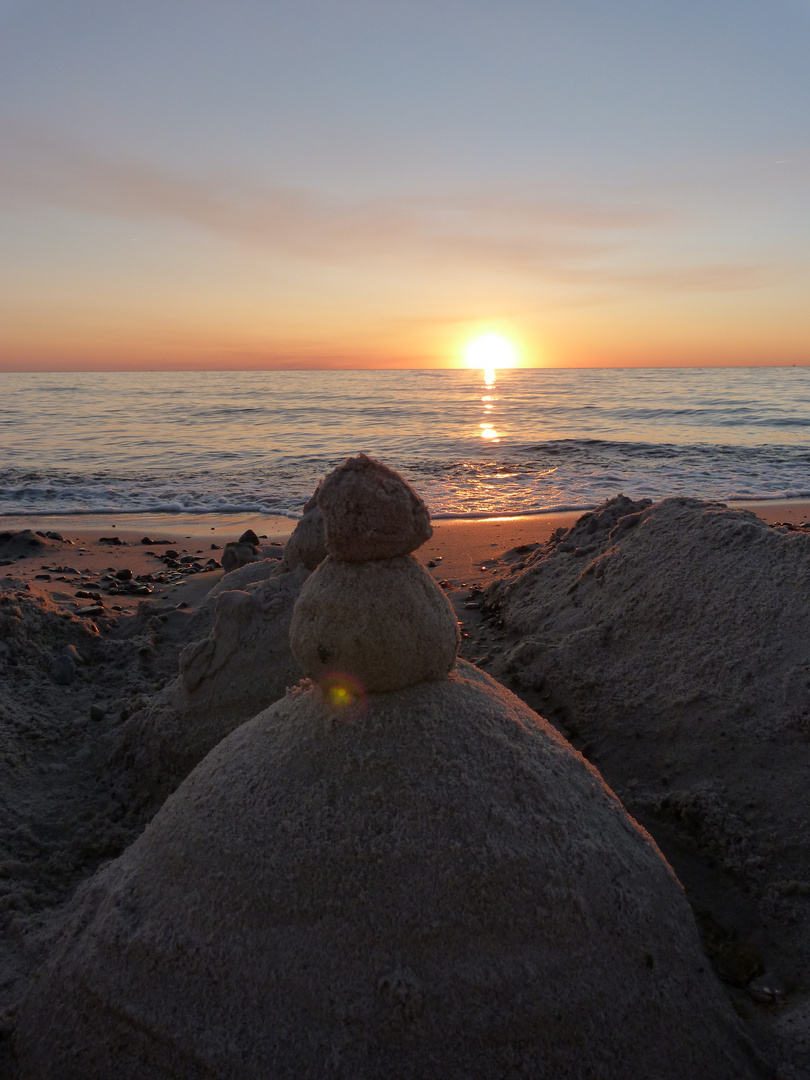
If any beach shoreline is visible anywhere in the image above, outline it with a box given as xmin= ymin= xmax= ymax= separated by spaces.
xmin=3 ymin=497 xmax=808 ymax=629
xmin=3 ymin=497 xmax=809 ymax=593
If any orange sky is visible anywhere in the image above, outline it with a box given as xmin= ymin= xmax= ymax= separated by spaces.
xmin=1 ymin=2 xmax=808 ymax=371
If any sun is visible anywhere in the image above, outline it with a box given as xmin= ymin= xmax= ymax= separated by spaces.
xmin=463 ymin=334 xmax=517 ymax=383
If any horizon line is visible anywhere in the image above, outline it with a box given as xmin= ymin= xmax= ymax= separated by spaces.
xmin=1 ymin=362 xmax=808 ymax=373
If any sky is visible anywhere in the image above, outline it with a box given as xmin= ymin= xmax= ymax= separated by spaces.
xmin=1 ymin=0 xmax=808 ymax=371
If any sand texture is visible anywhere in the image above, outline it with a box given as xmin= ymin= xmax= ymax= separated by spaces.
xmin=113 ymin=564 xmax=308 ymax=815
xmin=318 ymin=453 xmax=432 ymax=561
xmin=477 ymin=496 xmax=810 ymax=1072
xmin=0 ymin=534 xmax=300 ymax=1050
xmin=290 ymin=554 xmax=459 ymax=692
xmin=2 ymin=497 xmax=810 ymax=1076
xmin=13 ymin=665 xmax=763 ymax=1080
xmin=280 ymin=498 xmax=327 ymax=571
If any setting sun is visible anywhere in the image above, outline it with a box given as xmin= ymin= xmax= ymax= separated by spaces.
xmin=464 ymin=334 xmax=517 ymax=382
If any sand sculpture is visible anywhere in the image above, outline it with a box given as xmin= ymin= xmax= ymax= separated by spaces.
xmin=114 ymin=566 xmax=308 ymax=814
xmin=13 ymin=458 xmax=764 ymax=1080
xmin=280 ymin=486 xmax=327 ymax=571
xmin=112 ymin=492 xmax=332 ymax=812
xmin=290 ymin=454 xmax=458 ymax=692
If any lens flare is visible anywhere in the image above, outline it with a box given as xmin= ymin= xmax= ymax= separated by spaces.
xmin=320 ymin=672 xmax=367 ymax=713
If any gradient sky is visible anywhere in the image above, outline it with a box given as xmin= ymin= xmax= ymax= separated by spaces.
xmin=1 ymin=0 xmax=808 ymax=370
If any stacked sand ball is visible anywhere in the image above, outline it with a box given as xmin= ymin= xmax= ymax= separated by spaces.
xmin=290 ymin=452 xmax=459 ymax=699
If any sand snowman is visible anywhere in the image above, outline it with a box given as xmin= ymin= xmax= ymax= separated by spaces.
xmin=13 ymin=457 xmax=765 ymax=1080
xmin=289 ymin=453 xmax=459 ymax=699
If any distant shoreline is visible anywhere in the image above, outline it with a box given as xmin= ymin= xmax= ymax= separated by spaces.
xmin=1 ymin=496 xmax=809 ymax=540
xmin=2 ymin=499 xmax=809 ymax=613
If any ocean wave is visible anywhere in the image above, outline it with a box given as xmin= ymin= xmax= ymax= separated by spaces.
xmin=1 ymin=367 xmax=808 ymax=517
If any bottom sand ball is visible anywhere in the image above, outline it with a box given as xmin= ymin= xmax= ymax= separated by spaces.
xmin=289 ymin=554 xmax=460 ymax=693
xmin=12 ymin=664 xmax=763 ymax=1080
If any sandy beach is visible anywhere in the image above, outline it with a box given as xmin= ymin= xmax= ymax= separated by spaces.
xmin=3 ymin=491 xmax=810 ymax=1077
xmin=3 ymin=497 xmax=807 ymax=609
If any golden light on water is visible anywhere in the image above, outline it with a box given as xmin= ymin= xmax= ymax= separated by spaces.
xmin=459 ymin=334 xmax=517 ymax=443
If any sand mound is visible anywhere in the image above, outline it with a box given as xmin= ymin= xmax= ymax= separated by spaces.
xmin=113 ymin=567 xmax=307 ymax=812
xmin=0 ymin=578 xmax=190 ymax=1040
xmin=182 ymin=557 xmax=284 ymax=641
xmin=0 ymin=529 xmax=70 ymax=564
xmin=482 ymin=498 xmax=810 ymax=1002
xmin=13 ymin=663 xmax=762 ymax=1080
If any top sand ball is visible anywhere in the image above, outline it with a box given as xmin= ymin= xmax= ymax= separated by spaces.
xmin=318 ymin=453 xmax=432 ymax=562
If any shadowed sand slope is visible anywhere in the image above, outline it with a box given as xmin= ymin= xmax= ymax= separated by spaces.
xmin=13 ymin=666 xmax=763 ymax=1080
xmin=480 ymin=496 xmax=810 ymax=1063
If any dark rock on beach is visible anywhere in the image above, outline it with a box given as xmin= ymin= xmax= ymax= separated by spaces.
xmin=220 ymin=539 xmax=259 ymax=573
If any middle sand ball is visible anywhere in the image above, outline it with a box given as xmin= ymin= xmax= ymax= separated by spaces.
xmin=289 ymin=554 xmax=460 ymax=693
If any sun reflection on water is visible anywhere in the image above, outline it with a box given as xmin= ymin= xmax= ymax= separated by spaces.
xmin=476 ymin=369 xmax=502 ymax=442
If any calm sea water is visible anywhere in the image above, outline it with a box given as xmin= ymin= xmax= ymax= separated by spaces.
xmin=1 ymin=368 xmax=808 ymax=519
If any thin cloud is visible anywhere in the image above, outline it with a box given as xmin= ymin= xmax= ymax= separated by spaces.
xmin=0 ymin=123 xmax=783 ymax=292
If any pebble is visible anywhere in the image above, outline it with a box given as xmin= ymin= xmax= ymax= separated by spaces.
xmin=747 ymin=973 xmax=785 ymax=1004
xmin=238 ymin=529 xmax=260 ymax=546
xmin=115 ymin=568 xmax=133 ymax=581
xmin=221 ymin=541 xmax=259 ymax=573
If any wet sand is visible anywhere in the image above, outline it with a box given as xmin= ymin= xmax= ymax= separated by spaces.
xmin=3 ymin=499 xmax=807 ymax=605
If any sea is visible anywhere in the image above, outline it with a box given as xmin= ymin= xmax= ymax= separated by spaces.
xmin=1 ymin=367 xmax=808 ymax=521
